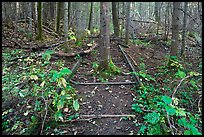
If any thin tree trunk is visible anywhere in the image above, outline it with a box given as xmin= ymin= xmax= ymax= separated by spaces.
xmin=28 ymin=3 xmax=32 ymax=31
xmin=14 ymin=2 xmax=19 ymax=33
xmin=112 ymin=2 xmax=120 ymax=37
xmin=88 ymin=2 xmax=93 ymax=30
xmin=37 ymin=2 xmax=43 ymax=40
xmin=155 ymin=2 xmax=160 ymax=35
xmin=170 ymin=2 xmax=181 ymax=57
xmin=55 ymin=2 xmax=61 ymax=34
xmin=181 ymin=2 xmax=188 ymax=57
xmin=68 ymin=2 xmax=71 ymax=29
xmin=125 ymin=2 xmax=130 ymax=45
xmin=64 ymin=2 xmax=68 ymax=40
xmin=99 ymin=2 xmax=111 ymax=70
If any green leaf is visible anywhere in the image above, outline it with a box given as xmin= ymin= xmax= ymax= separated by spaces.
xmin=178 ymin=117 xmax=187 ymax=127
xmin=139 ymin=125 xmax=147 ymax=134
xmin=45 ymin=50 xmax=54 ymax=55
xmin=51 ymin=71 xmax=59 ymax=82
xmin=57 ymin=100 xmax=65 ymax=110
xmin=67 ymin=113 xmax=79 ymax=121
xmin=143 ymin=112 xmax=160 ymax=124
xmin=60 ymin=68 xmax=72 ymax=75
xmin=73 ymin=99 xmax=79 ymax=111
xmin=184 ymin=130 xmax=191 ymax=135
xmin=162 ymin=96 xmax=172 ymax=105
xmin=54 ymin=110 xmax=63 ymax=121
xmin=165 ymin=106 xmax=176 ymax=116
xmin=176 ymin=108 xmax=186 ymax=117
xmin=132 ymin=104 xmax=143 ymax=113
xmin=175 ymin=70 xmax=186 ymax=78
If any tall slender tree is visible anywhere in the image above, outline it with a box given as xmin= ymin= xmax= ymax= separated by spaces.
xmin=155 ymin=2 xmax=160 ymax=35
xmin=36 ymin=2 xmax=43 ymax=40
xmin=170 ymin=2 xmax=181 ymax=57
xmin=125 ymin=2 xmax=130 ymax=45
xmin=112 ymin=2 xmax=120 ymax=37
xmin=181 ymin=2 xmax=188 ymax=57
xmin=64 ymin=2 xmax=68 ymax=40
xmin=88 ymin=2 xmax=93 ymax=30
xmin=28 ymin=3 xmax=32 ymax=32
xmin=99 ymin=2 xmax=110 ymax=70
xmin=55 ymin=2 xmax=62 ymax=34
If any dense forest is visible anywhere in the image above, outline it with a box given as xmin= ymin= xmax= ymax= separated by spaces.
xmin=2 ymin=2 xmax=202 ymax=135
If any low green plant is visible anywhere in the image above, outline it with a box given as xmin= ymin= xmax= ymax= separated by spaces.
xmin=92 ymin=57 xmax=121 ymax=82
xmin=131 ymin=57 xmax=202 ymax=135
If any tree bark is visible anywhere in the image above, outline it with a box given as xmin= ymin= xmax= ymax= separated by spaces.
xmin=181 ymin=2 xmax=188 ymax=57
xmin=64 ymin=2 xmax=69 ymax=40
xmin=170 ymin=2 xmax=181 ymax=57
xmin=99 ymin=2 xmax=111 ymax=70
xmin=68 ymin=2 xmax=71 ymax=29
xmin=155 ymin=2 xmax=160 ymax=35
xmin=37 ymin=2 xmax=43 ymax=40
xmin=88 ymin=2 xmax=93 ymax=30
xmin=125 ymin=2 xmax=130 ymax=45
xmin=55 ymin=2 xmax=61 ymax=34
xmin=112 ymin=2 xmax=120 ymax=37
xmin=28 ymin=2 xmax=32 ymax=36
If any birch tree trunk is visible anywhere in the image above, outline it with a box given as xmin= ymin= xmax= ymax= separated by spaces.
xmin=99 ymin=2 xmax=110 ymax=70
xmin=170 ymin=2 xmax=181 ymax=57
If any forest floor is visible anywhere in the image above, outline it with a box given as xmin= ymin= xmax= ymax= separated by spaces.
xmin=2 ymin=23 xmax=202 ymax=135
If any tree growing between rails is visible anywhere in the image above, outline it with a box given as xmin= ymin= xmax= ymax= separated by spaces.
xmin=99 ymin=2 xmax=110 ymax=70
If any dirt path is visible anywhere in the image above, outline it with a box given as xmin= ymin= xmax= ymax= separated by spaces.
xmin=56 ymin=41 xmax=139 ymax=135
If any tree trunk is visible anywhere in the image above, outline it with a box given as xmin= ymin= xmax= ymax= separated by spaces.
xmin=14 ymin=2 xmax=19 ymax=33
xmin=125 ymin=2 xmax=130 ymax=45
xmin=28 ymin=2 xmax=32 ymax=41
xmin=75 ymin=2 xmax=82 ymax=41
xmin=155 ymin=2 xmax=160 ymax=35
xmin=88 ymin=2 xmax=93 ymax=30
xmin=181 ymin=2 xmax=188 ymax=57
xmin=170 ymin=2 xmax=181 ymax=57
xmin=120 ymin=2 xmax=126 ymax=37
xmin=68 ymin=2 xmax=71 ymax=29
xmin=112 ymin=2 xmax=120 ymax=37
xmin=64 ymin=2 xmax=69 ymax=41
xmin=37 ymin=2 xmax=43 ymax=40
xmin=99 ymin=2 xmax=111 ymax=70
xmin=55 ymin=2 xmax=61 ymax=34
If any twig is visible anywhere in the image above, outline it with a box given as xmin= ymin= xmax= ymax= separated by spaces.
xmin=198 ymin=95 xmax=202 ymax=113
xmin=166 ymin=112 xmax=175 ymax=135
xmin=171 ymin=74 xmax=202 ymax=100
xmin=40 ymin=93 xmax=48 ymax=135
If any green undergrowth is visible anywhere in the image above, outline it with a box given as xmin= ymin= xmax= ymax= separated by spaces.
xmin=92 ymin=57 xmax=121 ymax=82
xmin=2 ymin=49 xmax=79 ymax=135
xmin=131 ymin=56 xmax=202 ymax=135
